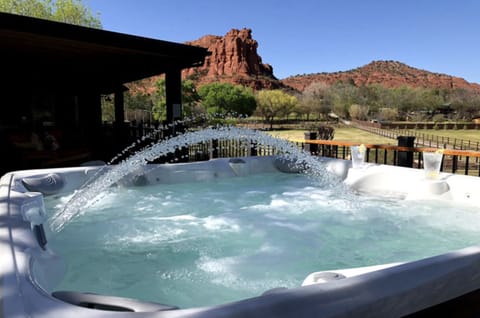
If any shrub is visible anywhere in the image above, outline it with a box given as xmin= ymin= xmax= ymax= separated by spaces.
xmin=317 ymin=125 xmax=335 ymax=140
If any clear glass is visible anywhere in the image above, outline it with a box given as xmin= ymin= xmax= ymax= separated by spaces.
xmin=423 ymin=152 xmax=443 ymax=179
xmin=350 ymin=146 xmax=365 ymax=169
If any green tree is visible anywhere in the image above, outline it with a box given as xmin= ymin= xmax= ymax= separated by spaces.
xmin=255 ymin=90 xmax=298 ymax=129
xmin=0 ymin=0 xmax=102 ymax=28
xmin=125 ymin=92 xmax=154 ymax=122
xmin=153 ymin=79 xmax=167 ymax=121
xmin=385 ymin=86 xmax=416 ymax=115
xmin=377 ymin=107 xmax=398 ymax=121
xmin=329 ymin=82 xmax=362 ymax=118
xmin=300 ymin=82 xmax=333 ymax=120
xmin=362 ymin=84 xmax=391 ymax=114
xmin=197 ymin=82 xmax=256 ymax=117
xmin=348 ymin=104 xmax=369 ymax=120
xmin=415 ymin=88 xmax=445 ymax=113
xmin=448 ymin=88 xmax=480 ymax=121
xmin=180 ymin=79 xmax=201 ymax=117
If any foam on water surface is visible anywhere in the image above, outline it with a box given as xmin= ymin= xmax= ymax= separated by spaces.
xmin=49 ymin=126 xmax=330 ymax=232
xmin=45 ymin=172 xmax=480 ymax=308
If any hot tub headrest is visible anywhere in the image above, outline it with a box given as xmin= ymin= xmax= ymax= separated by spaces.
xmin=22 ymin=173 xmax=65 ymax=195
xmin=52 ymin=291 xmax=178 ymax=312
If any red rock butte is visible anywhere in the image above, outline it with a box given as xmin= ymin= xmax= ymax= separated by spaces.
xmin=184 ymin=28 xmax=283 ymax=90
xmin=132 ymin=29 xmax=480 ymax=94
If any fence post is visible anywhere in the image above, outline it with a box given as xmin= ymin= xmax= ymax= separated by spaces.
xmin=211 ymin=139 xmax=218 ymax=159
xmin=397 ymin=136 xmax=415 ymax=167
xmin=452 ymin=155 xmax=458 ymax=173
xmin=250 ymin=141 xmax=258 ymax=156
xmin=304 ymin=132 xmax=318 ymax=155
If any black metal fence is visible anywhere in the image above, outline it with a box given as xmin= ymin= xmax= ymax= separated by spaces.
xmin=109 ymin=123 xmax=480 ymax=177
xmin=302 ymin=140 xmax=480 ymax=177
xmin=350 ymin=120 xmax=480 ymax=151
xmin=181 ymin=139 xmax=480 ymax=177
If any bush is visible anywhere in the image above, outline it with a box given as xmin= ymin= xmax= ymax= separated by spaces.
xmin=318 ymin=125 xmax=335 ymax=140
xmin=307 ymin=124 xmax=335 ymax=140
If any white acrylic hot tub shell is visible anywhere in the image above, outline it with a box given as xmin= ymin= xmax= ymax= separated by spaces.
xmin=344 ymin=163 xmax=480 ymax=205
xmin=2 ymin=157 xmax=480 ymax=318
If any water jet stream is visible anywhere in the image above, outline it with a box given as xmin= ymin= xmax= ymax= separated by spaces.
xmin=50 ymin=126 xmax=331 ymax=232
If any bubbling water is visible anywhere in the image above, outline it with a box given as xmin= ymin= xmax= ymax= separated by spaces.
xmin=50 ymin=126 xmax=335 ymax=232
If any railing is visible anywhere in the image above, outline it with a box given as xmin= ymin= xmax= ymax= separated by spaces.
xmin=110 ymin=123 xmax=480 ymax=177
xmin=350 ymin=121 xmax=480 ymax=151
xmin=182 ymin=139 xmax=277 ymax=162
xmin=303 ymin=140 xmax=480 ymax=177
xmin=391 ymin=128 xmax=480 ymax=151
xmin=180 ymin=139 xmax=480 ymax=177
xmin=147 ymin=139 xmax=279 ymax=164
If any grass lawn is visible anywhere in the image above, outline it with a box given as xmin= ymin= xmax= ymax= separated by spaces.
xmin=266 ymin=127 xmax=396 ymax=144
xmin=266 ymin=127 xmax=480 ymax=145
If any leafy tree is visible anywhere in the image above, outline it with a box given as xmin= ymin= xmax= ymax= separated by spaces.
xmin=125 ymin=92 xmax=154 ymax=122
xmin=255 ymin=90 xmax=298 ymax=129
xmin=197 ymin=82 xmax=256 ymax=117
xmin=361 ymin=84 xmax=391 ymax=114
xmin=294 ymin=97 xmax=315 ymax=120
xmin=448 ymin=88 xmax=480 ymax=120
xmin=53 ymin=0 xmax=101 ymax=27
xmin=415 ymin=88 xmax=445 ymax=113
xmin=388 ymin=86 xmax=419 ymax=113
xmin=0 ymin=0 xmax=51 ymax=16
xmin=377 ymin=107 xmax=398 ymax=121
xmin=153 ymin=79 xmax=168 ymax=121
xmin=180 ymin=79 xmax=202 ymax=116
xmin=329 ymin=82 xmax=362 ymax=118
xmin=300 ymin=82 xmax=333 ymax=120
xmin=348 ymin=104 xmax=369 ymax=120
xmin=0 ymin=0 xmax=102 ymax=28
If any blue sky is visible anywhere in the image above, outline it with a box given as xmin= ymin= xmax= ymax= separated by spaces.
xmin=87 ymin=0 xmax=480 ymax=84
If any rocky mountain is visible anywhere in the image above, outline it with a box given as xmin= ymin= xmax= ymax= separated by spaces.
xmin=183 ymin=28 xmax=284 ymax=90
xmin=281 ymin=60 xmax=480 ymax=92
xmin=131 ymin=30 xmax=480 ymax=95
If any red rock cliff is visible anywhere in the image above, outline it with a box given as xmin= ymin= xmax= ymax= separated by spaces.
xmin=184 ymin=28 xmax=282 ymax=89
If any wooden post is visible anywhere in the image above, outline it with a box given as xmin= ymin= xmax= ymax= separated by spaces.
xmin=211 ymin=139 xmax=219 ymax=159
xmin=304 ymin=132 xmax=318 ymax=155
xmin=397 ymin=136 xmax=415 ymax=167
xmin=165 ymin=69 xmax=182 ymax=125
xmin=114 ymin=88 xmax=125 ymax=125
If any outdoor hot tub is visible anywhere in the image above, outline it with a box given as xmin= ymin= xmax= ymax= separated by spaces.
xmin=2 ymin=155 xmax=480 ymax=318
